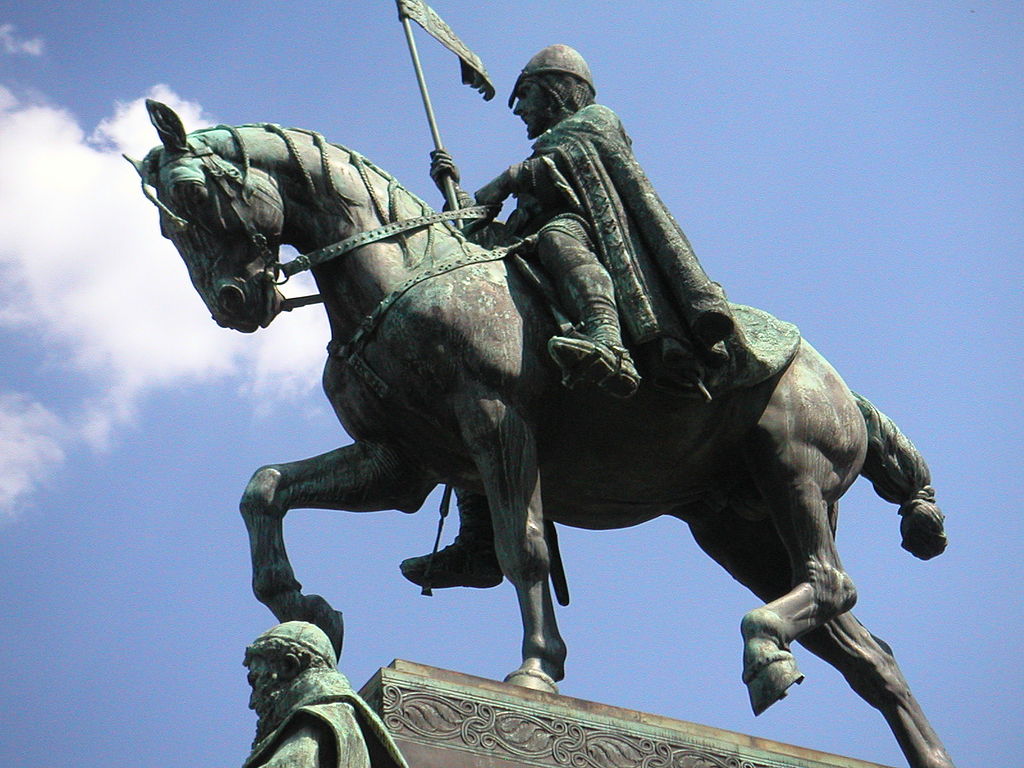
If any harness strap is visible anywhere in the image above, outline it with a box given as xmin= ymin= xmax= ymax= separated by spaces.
xmin=279 ymin=205 xmax=496 ymax=278
xmin=193 ymin=146 xmax=276 ymax=258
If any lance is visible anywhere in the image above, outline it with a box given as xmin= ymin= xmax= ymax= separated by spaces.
xmin=395 ymin=0 xmax=495 ymax=214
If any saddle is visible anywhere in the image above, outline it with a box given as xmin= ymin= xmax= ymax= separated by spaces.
xmin=509 ymin=249 xmax=801 ymax=400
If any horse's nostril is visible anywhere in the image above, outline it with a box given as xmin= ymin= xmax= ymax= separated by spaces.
xmin=218 ymin=284 xmax=246 ymax=316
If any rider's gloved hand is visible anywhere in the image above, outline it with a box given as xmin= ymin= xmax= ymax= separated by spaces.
xmin=430 ymin=149 xmax=460 ymax=192
xmin=430 ymin=150 xmax=476 ymax=211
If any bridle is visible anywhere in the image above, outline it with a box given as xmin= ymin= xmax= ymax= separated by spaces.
xmin=144 ymin=128 xmax=497 ymax=312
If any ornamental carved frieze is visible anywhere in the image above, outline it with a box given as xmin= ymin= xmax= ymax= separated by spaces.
xmin=379 ymin=682 xmax=780 ymax=768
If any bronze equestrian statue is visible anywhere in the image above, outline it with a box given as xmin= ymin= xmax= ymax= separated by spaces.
xmin=129 ymin=51 xmax=955 ymax=765
xmin=402 ymin=45 xmax=756 ymax=593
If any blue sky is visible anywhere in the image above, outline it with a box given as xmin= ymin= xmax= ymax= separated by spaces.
xmin=0 ymin=2 xmax=1021 ymax=766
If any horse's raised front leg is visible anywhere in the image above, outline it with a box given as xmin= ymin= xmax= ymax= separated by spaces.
xmin=459 ymin=396 xmax=566 ymax=692
xmin=240 ymin=440 xmax=434 ymax=657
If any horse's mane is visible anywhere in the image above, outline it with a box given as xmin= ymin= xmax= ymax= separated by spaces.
xmin=187 ymin=123 xmax=436 ymax=218
xmin=155 ymin=122 xmax=461 ymax=271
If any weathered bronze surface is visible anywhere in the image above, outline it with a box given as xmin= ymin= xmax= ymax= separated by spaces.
xmin=242 ymin=622 xmax=409 ymax=768
xmin=410 ymin=44 xmax=782 ymax=590
xmin=360 ymin=660 xmax=897 ymax=768
xmin=438 ymin=45 xmax=741 ymax=404
xmin=131 ymin=54 xmax=953 ymax=765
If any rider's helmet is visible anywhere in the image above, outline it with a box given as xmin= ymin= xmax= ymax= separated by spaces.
xmin=508 ymin=44 xmax=595 ymax=108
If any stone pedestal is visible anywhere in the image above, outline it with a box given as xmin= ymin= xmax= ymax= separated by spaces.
xmin=358 ymin=660 xmax=893 ymax=768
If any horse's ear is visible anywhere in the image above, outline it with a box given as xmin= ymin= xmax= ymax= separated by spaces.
xmin=123 ymin=154 xmax=149 ymax=180
xmin=146 ymin=99 xmax=188 ymax=153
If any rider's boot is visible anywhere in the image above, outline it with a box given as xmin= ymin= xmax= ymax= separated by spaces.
xmin=400 ymin=490 xmax=503 ymax=590
xmin=546 ymin=262 xmax=640 ymax=399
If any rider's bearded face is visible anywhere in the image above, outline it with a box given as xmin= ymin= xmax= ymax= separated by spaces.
xmin=513 ymin=78 xmax=560 ymax=139
xmin=245 ymin=648 xmax=288 ymax=721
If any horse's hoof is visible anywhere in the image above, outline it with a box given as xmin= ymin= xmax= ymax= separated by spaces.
xmin=504 ymin=667 xmax=559 ymax=694
xmin=304 ymin=594 xmax=345 ymax=662
xmin=746 ymin=654 xmax=804 ymax=715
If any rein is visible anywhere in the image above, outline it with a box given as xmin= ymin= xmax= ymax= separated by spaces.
xmin=257 ymin=145 xmax=516 ymax=372
xmin=277 ymin=205 xmax=496 ymax=279
xmin=265 ymin=134 xmax=498 ymax=312
xmin=157 ymin=126 xmax=507 ymax=339
xmin=276 ymin=205 xmax=498 ymax=313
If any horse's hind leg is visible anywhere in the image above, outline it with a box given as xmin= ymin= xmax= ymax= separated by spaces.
xmin=739 ymin=362 xmax=865 ymax=714
xmin=800 ymin=615 xmax=956 ymax=768
xmin=688 ymin=514 xmax=955 ymax=768
xmin=739 ymin=491 xmax=856 ymax=715
xmin=240 ymin=440 xmax=434 ymax=657
xmin=458 ymin=396 xmax=566 ymax=691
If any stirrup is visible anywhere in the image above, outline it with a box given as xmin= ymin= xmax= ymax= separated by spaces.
xmin=547 ymin=336 xmax=640 ymax=399
xmin=701 ymin=340 xmax=730 ymax=368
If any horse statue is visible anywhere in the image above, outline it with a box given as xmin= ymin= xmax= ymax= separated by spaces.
xmin=129 ymin=100 xmax=955 ymax=768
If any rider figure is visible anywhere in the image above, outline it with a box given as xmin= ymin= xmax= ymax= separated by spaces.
xmin=402 ymin=44 xmax=743 ymax=590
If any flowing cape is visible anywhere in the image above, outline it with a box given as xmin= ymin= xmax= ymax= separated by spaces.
xmin=527 ymin=104 xmax=733 ymax=348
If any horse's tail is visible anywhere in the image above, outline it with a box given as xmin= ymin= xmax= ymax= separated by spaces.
xmin=853 ymin=392 xmax=947 ymax=560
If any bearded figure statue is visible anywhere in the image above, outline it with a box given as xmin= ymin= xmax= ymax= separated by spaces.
xmin=242 ymin=622 xmax=407 ymax=768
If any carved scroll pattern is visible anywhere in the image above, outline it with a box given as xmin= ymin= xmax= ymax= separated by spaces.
xmin=380 ymin=683 xmax=776 ymax=768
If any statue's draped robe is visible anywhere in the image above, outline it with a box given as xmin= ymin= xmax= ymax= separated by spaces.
xmin=506 ymin=103 xmax=733 ymax=350
xmin=244 ymin=669 xmax=407 ymax=768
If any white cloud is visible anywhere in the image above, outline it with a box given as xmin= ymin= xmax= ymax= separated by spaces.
xmin=0 ymin=24 xmax=44 ymax=56
xmin=0 ymin=393 xmax=65 ymax=519
xmin=91 ymin=84 xmax=206 ymax=158
xmin=0 ymin=85 xmax=327 ymax=514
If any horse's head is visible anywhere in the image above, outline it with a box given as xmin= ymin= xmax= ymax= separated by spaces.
xmin=128 ymin=100 xmax=286 ymax=332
